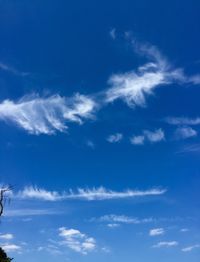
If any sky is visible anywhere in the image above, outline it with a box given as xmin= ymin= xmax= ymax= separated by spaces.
xmin=0 ymin=0 xmax=200 ymax=261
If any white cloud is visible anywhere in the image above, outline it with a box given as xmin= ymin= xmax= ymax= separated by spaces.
xmin=18 ymin=186 xmax=63 ymax=201
xmin=130 ymin=135 xmax=145 ymax=145
xmin=99 ymin=214 xmax=153 ymax=224
xmin=107 ymin=133 xmax=123 ymax=143
xmin=5 ymin=208 xmax=62 ymax=217
xmin=0 ymin=93 xmax=96 ymax=135
xmin=144 ymin=129 xmax=165 ymax=143
xmin=149 ymin=228 xmax=165 ymax=236
xmin=107 ymin=223 xmax=120 ymax=228
xmin=182 ymin=244 xmax=200 ymax=252
xmin=109 ymin=28 xmax=116 ymax=39
xmin=165 ymin=117 xmax=200 ymax=125
xmin=1 ymin=244 xmax=21 ymax=252
xmin=66 ymin=187 xmax=166 ymax=201
xmin=0 ymin=234 xmax=14 ymax=240
xmin=153 ymin=241 xmax=178 ymax=248
xmin=16 ymin=186 xmax=166 ymax=201
xmin=130 ymin=129 xmax=165 ymax=145
xmin=174 ymin=126 xmax=197 ymax=140
xmin=0 ymin=62 xmax=28 ymax=76
xmin=105 ymin=37 xmax=200 ymax=108
xmin=59 ymin=227 xmax=96 ymax=255
xmin=180 ymin=228 xmax=189 ymax=232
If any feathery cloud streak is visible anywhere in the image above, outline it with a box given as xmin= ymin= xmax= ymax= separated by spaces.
xmin=0 ymin=37 xmax=199 ymax=135
xmin=16 ymin=186 xmax=167 ymax=201
xmin=0 ymin=94 xmax=96 ymax=135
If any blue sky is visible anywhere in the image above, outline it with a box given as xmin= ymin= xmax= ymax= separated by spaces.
xmin=0 ymin=0 xmax=200 ymax=261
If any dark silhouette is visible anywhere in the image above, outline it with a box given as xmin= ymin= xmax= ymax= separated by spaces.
xmin=0 ymin=187 xmax=13 ymax=261
xmin=0 ymin=247 xmax=13 ymax=261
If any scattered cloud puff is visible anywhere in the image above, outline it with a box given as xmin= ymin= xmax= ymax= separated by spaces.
xmin=16 ymin=186 xmax=167 ymax=201
xmin=0 ymin=244 xmax=21 ymax=252
xmin=0 ymin=234 xmax=14 ymax=240
xmin=107 ymin=133 xmax=123 ymax=143
xmin=174 ymin=126 xmax=197 ymax=140
xmin=149 ymin=228 xmax=165 ymax=236
xmin=144 ymin=128 xmax=165 ymax=142
xmin=130 ymin=135 xmax=145 ymax=145
xmin=165 ymin=117 xmax=200 ymax=125
xmin=130 ymin=128 xmax=165 ymax=145
xmin=153 ymin=241 xmax=178 ymax=248
xmin=182 ymin=244 xmax=200 ymax=252
xmin=59 ymin=227 xmax=96 ymax=255
xmin=0 ymin=93 xmax=96 ymax=135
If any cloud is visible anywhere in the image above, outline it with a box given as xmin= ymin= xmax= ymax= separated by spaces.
xmin=16 ymin=186 xmax=167 ymax=201
xmin=107 ymin=133 xmax=123 ymax=143
xmin=0 ymin=234 xmax=14 ymax=240
xmin=174 ymin=127 xmax=197 ymax=140
xmin=109 ymin=28 xmax=116 ymax=39
xmin=130 ymin=129 xmax=165 ymax=145
xmin=18 ymin=187 xmax=63 ymax=201
xmin=130 ymin=135 xmax=145 ymax=145
xmin=105 ymin=36 xmax=200 ymax=108
xmin=4 ymin=208 xmax=62 ymax=217
xmin=177 ymin=143 xmax=200 ymax=154
xmin=0 ymin=93 xmax=96 ymax=135
xmin=98 ymin=214 xmax=153 ymax=224
xmin=59 ymin=227 xmax=96 ymax=255
xmin=0 ymin=244 xmax=21 ymax=252
xmin=0 ymin=62 xmax=28 ymax=76
xmin=180 ymin=228 xmax=189 ymax=232
xmin=143 ymin=129 xmax=165 ymax=142
xmin=165 ymin=117 xmax=200 ymax=125
xmin=0 ymin=37 xmax=200 ymax=136
xmin=182 ymin=244 xmax=200 ymax=252
xmin=149 ymin=228 xmax=165 ymax=236
xmin=153 ymin=241 xmax=178 ymax=248
xmin=107 ymin=223 xmax=120 ymax=228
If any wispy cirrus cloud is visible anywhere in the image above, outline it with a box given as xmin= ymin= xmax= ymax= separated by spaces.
xmin=152 ymin=241 xmax=178 ymax=248
xmin=59 ymin=227 xmax=96 ymax=255
xmin=0 ymin=36 xmax=199 ymax=136
xmin=105 ymin=37 xmax=200 ymax=108
xmin=165 ymin=116 xmax=200 ymax=125
xmin=95 ymin=214 xmax=153 ymax=225
xmin=16 ymin=186 xmax=167 ymax=201
xmin=0 ymin=62 xmax=29 ymax=77
xmin=0 ymin=93 xmax=96 ymax=135
xmin=149 ymin=228 xmax=165 ymax=236
xmin=4 ymin=208 xmax=63 ymax=217
xmin=182 ymin=244 xmax=200 ymax=252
